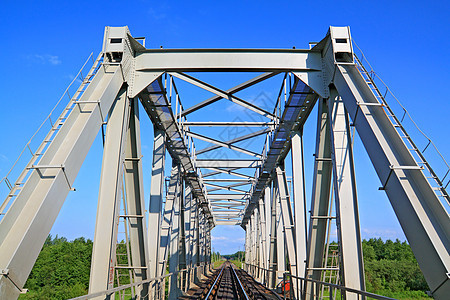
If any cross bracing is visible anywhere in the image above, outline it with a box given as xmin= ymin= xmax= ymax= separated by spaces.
xmin=0 ymin=26 xmax=449 ymax=300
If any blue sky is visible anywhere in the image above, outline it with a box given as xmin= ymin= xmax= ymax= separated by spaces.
xmin=0 ymin=1 xmax=449 ymax=255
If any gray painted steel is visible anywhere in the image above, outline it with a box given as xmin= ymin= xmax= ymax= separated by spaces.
xmin=0 ymin=25 xmax=448 ymax=300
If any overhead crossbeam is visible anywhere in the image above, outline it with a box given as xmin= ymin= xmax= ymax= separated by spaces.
xmin=186 ymin=131 xmax=262 ymax=158
xmin=196 ymin=159 xmax=261 ymax=168
xmin=197 ymin=129 xmax=270 ymax=155
xmin=205 ymin=182 xmax=249 ymax=194
xmin=202 ymin=167 xmax=254 ymax=179
xmin=208 ymin=194 xmax=246 ymax=200
xmin=181 ymin=72 xmax=279 ymax=116
xmin=183 ymin=122 xmax=274 ymax=127
xmin=170 ymin=72 xmax=277 ymax=120
xmin=135 ymin=50 xmax=323 ymax=72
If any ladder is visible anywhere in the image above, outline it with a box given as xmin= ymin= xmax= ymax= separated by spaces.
xmin=320 ymin=244 xmax=340 ymax=299
xmin=0 ymin=53 xmax=103 ymax=219
xmin=354 ymin=54 xmax=450 ymax=205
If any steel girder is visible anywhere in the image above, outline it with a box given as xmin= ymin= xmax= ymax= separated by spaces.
xmin=89 ymin=88 xmax=131 ymax=298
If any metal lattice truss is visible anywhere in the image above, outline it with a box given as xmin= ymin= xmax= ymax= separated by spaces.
xmin=0 ymin=26 xmax=449 ymax=300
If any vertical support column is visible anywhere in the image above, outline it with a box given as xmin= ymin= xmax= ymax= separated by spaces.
xmin=184 ymin=187 xmax=192 ymax=288
xmin=276 ymin=164 xmax=299 ymax=294
xmin=268 ymin=181 xmax=278 ymax=289
xmin=159 ymin=164 xmax=181 ymax=277
xmin=305 ymin=97 xmax=333 ymax=297
xmin=205 ymin=222 xmax=212 ymax=266
xmin=248 ymin=215 xmax=253 ymax=275
xmin=245 ymin=222 xmax=250 ymax=271
xmin=168 ymin=172 xmax=182 ymax=300
xmin=328 ymin=89 xmax=365 ymax=296
xmin=291 ymin=131 xmax=307 ymax=279
xmin=89 ymin=89 xmax=130 ymax=298
xmin=147 ymin=127 xmax=166 ymax=282
xmin=123 ymin=98 xmax=150 ymax=298
xmin=275 ymin=182 xmax=285 ymax=286
xmin=192 ymin=200 xmax=200 ymax=283
xmin=257 ymin=197 xmax=267 ymax=281
xmin=264 ymin=186 xmax=272 ymax=282
xmin=252 ymin=211 xmax=259 ymax=278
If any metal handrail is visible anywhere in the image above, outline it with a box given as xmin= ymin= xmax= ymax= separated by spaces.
xmin=244 ymin=263 xmax=397 ymax=300
xmin=69 ymin=263 xmax=210 ymax=300
xmin=352 ymin=40 xmax=450 ymax=198
xmin=0 ymin=53 xmax=94 ymax=189
xmin=287 ymin=272 xmax=397 ymax=300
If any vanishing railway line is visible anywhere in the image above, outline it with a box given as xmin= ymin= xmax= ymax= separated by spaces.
xmin=184 ymin=261 xmax=281 ymax=300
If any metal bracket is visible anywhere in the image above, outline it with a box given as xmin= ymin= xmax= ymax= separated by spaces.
xmin=351 ymin=101 xmax=384 ymax=126
xmin=379 ymin=165 xmax=423 ymax=190
xmin=1 ymin=269 xmax=28 ymax=294
xmin=75 ymin=100 xmax=107 ymax=125
xmin=28 ymin=164 xmax=76 ymax=191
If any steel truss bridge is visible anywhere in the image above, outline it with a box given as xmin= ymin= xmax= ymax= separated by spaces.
xmin=0 ymin=26 xmax=449 ymax=299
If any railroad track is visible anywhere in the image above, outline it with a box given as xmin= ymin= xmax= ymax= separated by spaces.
xmin=188 ymin=261 xmax=281 ymax=300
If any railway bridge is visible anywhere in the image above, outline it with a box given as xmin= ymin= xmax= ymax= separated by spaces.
xmin=0 ymin=26 xmax=449 ymax=299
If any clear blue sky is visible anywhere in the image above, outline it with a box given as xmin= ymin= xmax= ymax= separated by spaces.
xmin=0 ymin=0 xmax=449 ymax=255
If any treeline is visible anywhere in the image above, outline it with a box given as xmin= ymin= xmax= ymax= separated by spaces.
xmin=362 ymin=238 xmax=429 ymax=298
xmin=222 ymin=250 xmax=245 ymax=261
xmin=19 ymin=235 xmax=92 ymax=299
xmin=19 ymin=237 xmax=429 ymax=299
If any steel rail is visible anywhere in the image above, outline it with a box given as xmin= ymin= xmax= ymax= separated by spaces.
xmin=205 ymin=264 xmax=226 ymax=299
xmin=230 ymin=264 xmax=250 ymax=300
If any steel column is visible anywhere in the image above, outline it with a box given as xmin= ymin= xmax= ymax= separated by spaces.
xmin=89 ymin=88 xmax=131 ymax=298
xmin=328 ymin=89 xmax=365 ymax=296
xmin=304 ymin=97 xmax=333 ymax=298
xmin=291 ymin=131 xmax=307 ymax=280
xmin=147 ymin=126 xmax=166 ymax=298
xmin=275 ymin=181 xmax=286 ymax=285
xmin=276 ymin=165 xmax=299 ymax=295
xmin=168 ymin=172 xmax=182 ymax=300
xmin=267 ymin=181 xmax=278 ymax=289
xmin=123 ymin=98 xmax=151 ymax=298
xmin=159 ymin=164 xmax=181 ymax=278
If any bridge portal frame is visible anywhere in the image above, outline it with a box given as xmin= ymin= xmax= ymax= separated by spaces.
xmin=0 ymin=25 xmax=448 ymax=300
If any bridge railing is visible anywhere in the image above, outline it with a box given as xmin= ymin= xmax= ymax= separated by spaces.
xmin=69 ymin=263 xmax=211 ymax=300
xmin=243 ymin=263 xmax=397 ymax=300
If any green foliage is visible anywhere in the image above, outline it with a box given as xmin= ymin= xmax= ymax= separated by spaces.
xmin=19 ymin=235 xmax=92 ymax=300
xmin=222 ymin=251 xmax=245 ymax=261
xmin=362 ymin=238 xmax=430 ymax=299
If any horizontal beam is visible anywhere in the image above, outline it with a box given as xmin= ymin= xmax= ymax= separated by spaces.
xmin=197 ymin=128 xmax=270 ymax=155
xmin=135 ymin=49 xmax=322 ymax=72
xmin=170 ymin=72 xmax=277 ymax=120
xmin=183 ymin=122 xmax=274 ymax=127
xmin=204 ymin=179 xmax=254 ymax=182
xmin=205 ymin=183 xmax=248 ymax=194
xmin=210 ymin=199 xmax=246 ymax=204
xmin=181 ymin=72 xmax=279 ymax=116
xmin=208 ymin=194 xmax=246 ymax=200
xmin=196 ymin=159 xmax=261 ymax=168
xmin=203 ymin=167 xmax=253 ymax=179
xmin=215 ymin=221 xmax=240 ymax=225
xmin=186 ymin=131 xmax=261 ymax=158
